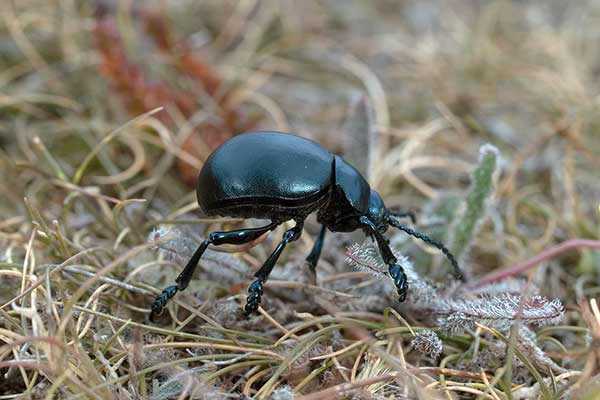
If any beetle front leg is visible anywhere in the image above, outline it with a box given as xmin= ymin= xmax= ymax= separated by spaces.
xmin=245 ymin=222 xmax=304 ymax=315
xmin=388 ymin=263 xmax=408 ymax=302
xmin=358 ymin=216 xmax=409 ymax=302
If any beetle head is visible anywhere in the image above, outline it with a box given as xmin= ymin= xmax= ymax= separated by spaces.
xmin=365 ymin=190 xmax=389 ymax=233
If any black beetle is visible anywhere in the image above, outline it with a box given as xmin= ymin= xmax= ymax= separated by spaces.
xmin=150 ymin=131 xmax=464 ymax=321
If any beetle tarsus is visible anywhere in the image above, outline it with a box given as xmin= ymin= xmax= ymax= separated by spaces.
xmin=388 ymin=264 xmax=408 ymax=302
xmin=244 ymin=279 xmax=264 ymax=315
xmin=149 ymin=285 xmax=179 ymax=322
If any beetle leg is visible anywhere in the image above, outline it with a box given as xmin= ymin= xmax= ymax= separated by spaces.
xmin=149 ymin=221 xmax=279 ymax=322
xmin=244 ymin=221 xmax=304 ymax=315
xmin=305 ymin=225 xmax=326 ymax=279
xmin=150 ymin=285 xmax=179 ymax=322
xmin=358 ymin=216 xmax=409 ymax=302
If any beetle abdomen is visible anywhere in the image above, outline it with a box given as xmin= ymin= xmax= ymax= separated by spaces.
xmin=197 ymin=131 xmax=334 ymax=217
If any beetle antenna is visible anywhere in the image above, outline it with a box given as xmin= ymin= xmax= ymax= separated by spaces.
xmin=388 ymin=210 xmax=416 ymax=224
xmin=388 ymin=216 xmax=465 ymax=282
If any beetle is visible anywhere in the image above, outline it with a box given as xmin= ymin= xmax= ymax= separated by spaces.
xmin=150 ymin=131 xmax=464 ymax=321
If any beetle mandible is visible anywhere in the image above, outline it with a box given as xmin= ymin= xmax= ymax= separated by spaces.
xmin=150 ymin=131 xmax=464 ymax=321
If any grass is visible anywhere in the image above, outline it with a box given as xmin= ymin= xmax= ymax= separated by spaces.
xmin=1 ymin=1 xmax=600 ymax=399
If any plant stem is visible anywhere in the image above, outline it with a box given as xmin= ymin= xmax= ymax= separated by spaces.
xmin=469 ymin=239 xmax=600 ymax=288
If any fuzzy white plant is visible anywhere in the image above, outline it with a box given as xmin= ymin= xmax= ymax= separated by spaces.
xmin=447 ymin=143 xmax=501 ymax=271
xmin=411 ymin=329 xmax=443 ymax=358
xmin=346 ymin=242 xmax=564 ymax=333
xmin=345 ymin=241 xmax=567 ymax=375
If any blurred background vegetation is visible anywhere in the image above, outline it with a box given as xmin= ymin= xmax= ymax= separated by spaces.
xmin=1 ymin=1 xmax=600 ymax=398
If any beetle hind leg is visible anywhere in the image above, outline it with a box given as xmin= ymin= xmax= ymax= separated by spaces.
xmin=149 ymin=221 xmax=279 ymax=322
xmin=244 ymin=221 xmax=304 ymax=315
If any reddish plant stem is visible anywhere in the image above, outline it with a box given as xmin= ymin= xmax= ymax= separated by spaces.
xmin=0 ymin=361 xmax=51 ymax=371
xmin=469 ymin=239 xmax=600 ymax=288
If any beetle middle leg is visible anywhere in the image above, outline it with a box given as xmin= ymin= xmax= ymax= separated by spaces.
xmin=245 ymin=221 xmax=304 ymax=315
xmin=305 ymin=225 xmax=326 ymax=281
xmin=150 ymin=221 xmax=279 ymax=322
